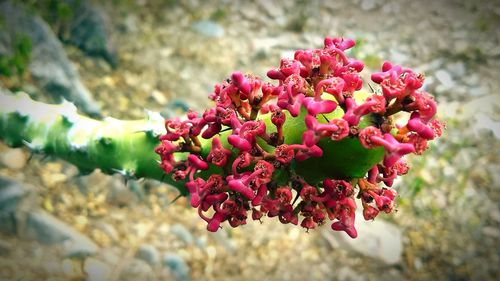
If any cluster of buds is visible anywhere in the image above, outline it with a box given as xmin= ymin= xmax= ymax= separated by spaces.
xmin=155 ymin=37 xmax=443 ymax=238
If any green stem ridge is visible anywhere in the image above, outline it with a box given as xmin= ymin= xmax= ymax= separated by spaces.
xmin=0 ymin=90 xmax=172 ymax=185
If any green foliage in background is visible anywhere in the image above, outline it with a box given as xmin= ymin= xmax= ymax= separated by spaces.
xmin=0 ymin=34 xmax=32 ymax=78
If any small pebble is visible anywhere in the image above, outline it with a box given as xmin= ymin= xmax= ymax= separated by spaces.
xmin=0 ymin=148 xmax=27 ymax=170
xmin=361 ymin=0 xmax=376 ymax=11
xmin=84 ymin=258 xmax=111 ymax=281
xmin=434 ymin=69 xmax=454 ymax=89
xmin=191 ymin=20 xmax=225 ymax=38
xmin=136 ymin=244 xmax=160 ymax=266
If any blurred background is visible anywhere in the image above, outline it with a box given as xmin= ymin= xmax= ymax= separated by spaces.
xmin=0 ymin=0 xmax=499 ymax=280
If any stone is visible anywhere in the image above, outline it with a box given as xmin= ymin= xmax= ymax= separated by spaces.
xmin=25 ymin=210 xmax=98 ymax=258
xmin=170 ymin=224 xmax=194 ymax=245
xmin=361 ymin=0 xmax=377 ymax=11
xmin=251 ymin=36 xmax=284 ymax=54
xmin=121 ymin=14 xmax=139 ymax=34
xmin=136 ymin=244 xmax=160 ymax=266
xmin=434 ymin=69 xmax=454 ymax=89
xmin=119 ymin=259 xmax=155 ymax=281
xmin=0 ymin=176 xmax=32 ymax=234
xmin=191 ymin=20 xmax=225 ymax=38
xmin=162 ymin=99 xmax=191 ymax=119
xmin=482 ymin=226 xmax=500 ymax=238
xmin=151 ymin=89 xmax=168 ymax=106
xmin=97 ymin=247 xmax=121 ymax=265
xmin=64 ymin=236 xmax=99 ymax=259
xmin=0 ymin=148 xmax=27 ymax=170
xmin=84 ymin=258 xmax=111 ymax=281
xmin=61 ymin=258 xmax=81 ymax=277
xmin=0 ymin=0 xmax=101 ymax=117
xmin=414 ymin=59 xmax=443 ymax=74
xmin=389 ymin=48 xmax=409 ymax=63
xmin=163 ymin=253 xmax=190 ymax=281
xmin=60 ymin=0 xmax=118 ymax=67
xmin=322 ymin=210 xmax=403 ymax=265
xmin=94 ymin=222 xmax=119 ymax=242
xmin=210 ymin=229 xmax=236 ymax=253
xmin=487 ymin=165 xmax=500 ymax=191
xmin=469 ymin=86 xmax=488 ymax=97
xmin=472 ymin=113 xmax=500 ymax=139
xmin=446 ymin=61 xmax=466 ymax=78
xmin=106 ymin=176 xmax=137 ymax=207
xmin=337 ymin=266 xmax=366 ymax=281
xmin=0 ymin=239 xmax=12 ymax=256
xmin=0 ymin=176 xmax=29 ymax=214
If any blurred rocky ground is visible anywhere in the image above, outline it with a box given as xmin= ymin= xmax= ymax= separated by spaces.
xmin=0 ymin=0 xmax=499 ymax=280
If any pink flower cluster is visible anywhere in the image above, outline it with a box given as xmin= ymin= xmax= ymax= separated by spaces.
xmin=155 ymin=37 xmax=443 ymax=238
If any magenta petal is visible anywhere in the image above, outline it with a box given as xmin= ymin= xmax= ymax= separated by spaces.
xmin=331 ymin=221 xmax=358 ymax=238
xmin=267 ymin=69 xmax=285 ymax=80
xmin=348 ymin=59 xmax=364 ymax=72
xmin=309 ymin=145 xmax=323 ymax=157
xmin=303 ymin=97 xmax=337 ymax=115
xmin=231 ymin=71 xmax=251 ymax=95
xmin=407 ymin=115 xmax=434 ymax=139
xmin=252 ymin=185 xmax=268 ymax=206
xmin=302 ymin=130 xmax=318 ymax=147
xmin=287 ymin=94 xmax=305 ymax=117
xmin=228 ymin=135 xmax=252 ymax=151
xmin=186 ymin=180 xmax=203 ymax=208
xmin=381 ymin=61 xmax=393 ymax=71
xmin=207 ymin=212 xmax=226 ymax=232
xmin=371 ymin=73 xmax=385 ymax=84
xmin=228 ymin=180 xmax=255 ymax=199
xmin=304 ymin=114 xmax=317 ymax=130
xmin=202 ymin=123 xmax=222 ymax=139
xmin=188 ymin=154 xmax=209 ymax=170
xmin=204 ymin=193 xmax=228 ymax=206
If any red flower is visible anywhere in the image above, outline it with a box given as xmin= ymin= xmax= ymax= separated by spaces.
xmin=207 ymin=137 xmax=232 ymax=167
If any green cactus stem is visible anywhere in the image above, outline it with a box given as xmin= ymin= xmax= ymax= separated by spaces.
xmin=0 ymin=90 xmax=170 ymax=183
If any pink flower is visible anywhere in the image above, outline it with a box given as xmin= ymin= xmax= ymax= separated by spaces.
xmin=407 ymin=91 xmax=437 ymax=121
xmin=363 ymin=205 xmax=379 ymax=221
xmin=343 ymin=95 xmax=386 ymax=126
xmin=207 ymin=137 xmax=232 ymax=167
xmin=317 ymin=77 xmax=346 ymax=104
xmin=300 ymin=185 xmax=318 ymax=201
xmin=188 ymin=154 xmax=209 ymax=171
xmin=324 ymin=37 xmax=356 ymax=51
xmin=231 ymin=71 xmax=251 ymax=96
xmin=155 ymin=36 xmax=444 ymax=237
xmin=270 ymin=108 xmax=286 ymax=127
xmin=276 ymin=187 xmax=293 ymax=204
xmin=407 ymin=112 xmax=435 ymax=139
xmin=358 ymin=126 xmax=383 ymax=149
xmin=186 ymin=178 xmax=205 ymax=207
xmin=303 ymin=97 xmax=338 ymax=116
xmin=275 ymin=144 xmax=294 ymax=164
xmin=301 ymin=217 xmax=317 ymax=230
xmin=253 ymin=160 xmax=275 ymax=186
xmin=228 ymin=134 xmax=252 ymax=151
xmin=228 ymin=178 xmax=255 ymax=199
xmin=328 ymin=119 xmax=350 ymax=141
xmin=369 ymin=133 xmax=415 ymax=168
xmin=331 ymin=198 xmax=357 ymax=238
xmin=207 ymin=211 xmax=226 ymax=232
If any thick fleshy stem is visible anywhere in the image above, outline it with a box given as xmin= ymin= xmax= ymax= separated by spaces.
xmin=0 ymin=90 xmax=180 ymax=187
